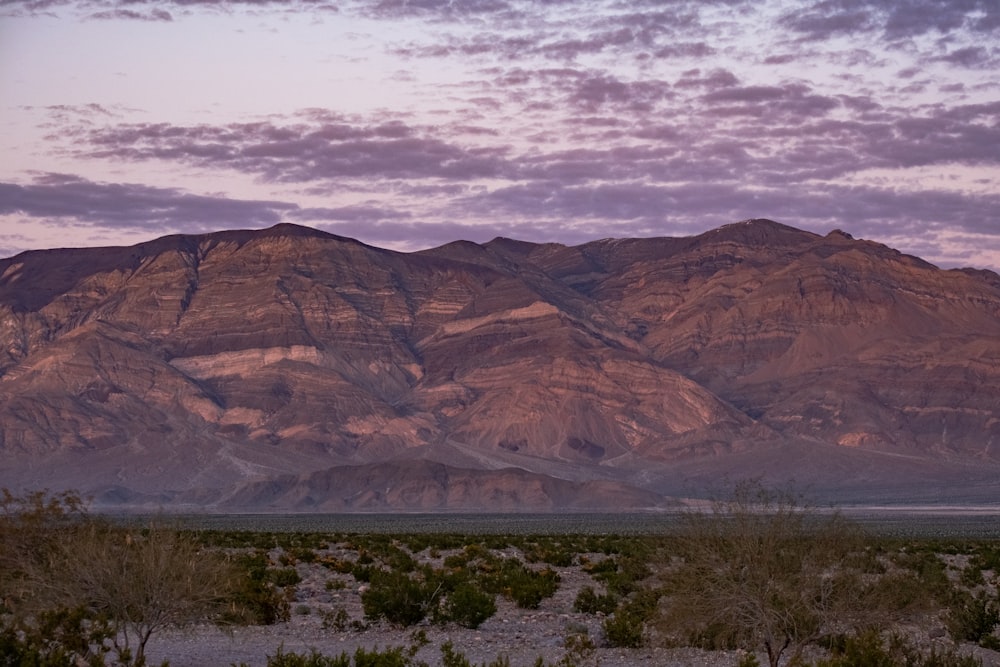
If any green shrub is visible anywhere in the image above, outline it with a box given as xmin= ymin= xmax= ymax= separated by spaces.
xmin=972 ymin=545 xmax=1000 ymax=573
xmin=813 ymin=630 xmax=897 ymax=667
xmin=361 ymin=570 xmax=437 ymax=626
xmin=602 ymin=607 xmax=644 ymax=648
xmin=352 ymin=645 xmax=412 ymax=667
xmin=524 ymin=539 xmax=574 ymax=567
xmin=322 ymin=557 xmax=356 ymax=574
xmin=269 ymin=567 xmax=302 ymax=588
xmin=588 ymin=552 xmax=651 ymax=597
xmin=378 ymin=544 xmax=418 ymax=573
xmin=291 ymin=548 xmax=319 ymax=563
xmin=235 ymin=644 xmax=426 ymax=667
xmin=224 ymin=553 xmax=291 ymax=625
xmin=582 ymin=557 xmax=618 ymax=575
xmin=439 ymin=582 xmax=497 ymax=629
xmin=481 ymin=559 xmax=559 ymax=609
xmin=248 ymin=647 xmax=351 ymax=667
xmin=960 ymin=562 xmax=984 ymax=587
xmin=892 ymin=550 xmax=951 ymax=601
xmin=603 ymin=588 xmax=660 ymax=648
xmin=573 ymin=586 xmax=617 ymax=615
xmin=861 ymin=570 xmax=936 ymax=616
xmin=813 ymin=631 xmax=983 ymax=667
xmin=443 ymin=553 xmax=471 ymax=569
xmin=947 ymin=590 xmax=1000 ymax=647
xmin=0 ymin=606 xmax=112 ymax=667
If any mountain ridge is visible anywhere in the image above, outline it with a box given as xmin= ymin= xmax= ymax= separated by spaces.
xmin=1 ymin=219 xmax=998 ymax=509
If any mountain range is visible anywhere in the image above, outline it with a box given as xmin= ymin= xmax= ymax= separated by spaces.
xmin=1 ymin=219 xmax=998 ymax=510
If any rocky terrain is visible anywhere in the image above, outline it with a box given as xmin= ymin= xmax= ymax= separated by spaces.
xmin=141 ymin=539 xmax=1000 ymax=667
xmin=1 ymin=219 xmax=998 ymax=508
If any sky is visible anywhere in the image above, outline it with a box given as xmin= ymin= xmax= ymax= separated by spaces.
xmin=1 ymin=0 xmax=999 ymax=271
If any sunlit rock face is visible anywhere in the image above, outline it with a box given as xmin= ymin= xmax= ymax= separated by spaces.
xmin=1 ymin=220 xmax=999 ymax=508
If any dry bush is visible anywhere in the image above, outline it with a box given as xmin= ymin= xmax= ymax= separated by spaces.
xmin=0 ymin=489 xmax=87 ymax=605
xmin=656 ymin=481 xmax=871 ymax=667
xmin=39 ymin=521 xmax=235 ymax=665
xmin=1 ymin=489 xmax=235 ymax=666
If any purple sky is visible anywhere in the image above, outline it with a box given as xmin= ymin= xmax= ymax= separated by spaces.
xmin=1 ymin=0 xmax=999 ymax=270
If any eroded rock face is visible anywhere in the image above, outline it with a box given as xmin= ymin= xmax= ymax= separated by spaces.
xmin=1 ymin=220 xmax=998 ymax=507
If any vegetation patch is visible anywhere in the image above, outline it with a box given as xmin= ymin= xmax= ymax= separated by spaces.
xmin=3 ymin=487 xmax=999 ymax=667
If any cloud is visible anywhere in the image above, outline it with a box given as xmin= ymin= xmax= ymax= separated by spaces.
xmin=0 ymin=173 xmax=296 ymax=230
xmin=779 ymin=0 xmax=1000 ymax=41
xmin=88 ymin=7 xmax=172 ymax=20
xmin=290 ymin=205 xmax=412 ymax=222
xmin=779 ymin=7 xmax=875 ymax=40
xmin=567 ymin=73 xmax=672 ymax=113
xmin=674 ymin=68 xmax=740 ymax=89
xmin=5 ymin=0 xmax=999 ymax=273
xmin=701 ymin=83 xmax=841 ymax=118
xmin=382 ymin=2 xmax=731 ymax=65
xmin=937 ymin=46 xmax=996 ymax=68
xmin=50 ymin=86 xmax=999 ymax=235
xmin=361 ymin=0 xmax=519 ymax=21
xmin=75 ymin=118 xmax=513 ymax=183
xmin=0 ymin=0 xmax=339 ymax=18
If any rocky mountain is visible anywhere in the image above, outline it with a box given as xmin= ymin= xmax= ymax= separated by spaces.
xmin=1 ymin=220 xmax=998 ymax=509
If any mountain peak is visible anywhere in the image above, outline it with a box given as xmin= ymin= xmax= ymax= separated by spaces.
xmin=701 ymin=218 xmax=820 ymax=246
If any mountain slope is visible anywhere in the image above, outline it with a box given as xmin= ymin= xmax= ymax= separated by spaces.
xmin=1 ymin=220 xmax=998 ymax=508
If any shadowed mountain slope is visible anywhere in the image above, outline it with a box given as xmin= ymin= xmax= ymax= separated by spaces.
xmin=1 ymin=220 xmax=998 ymax=508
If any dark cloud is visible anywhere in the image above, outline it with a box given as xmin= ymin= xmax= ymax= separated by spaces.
xmin=700 ymin=83 xmax=841 ymax=118
xmin=867 ymin=115 xmax=1000 ymax=168
xmin=674 ymin=68 xmax=740 ymax=89
xmin=0 ymin=173 xmax=295 ymax=230
xmin=7 ymin=0 xmax=997 ymax=51
xmin=393 ymin=24 xmax=682 ymax=64
xmin=761 ymin=54 xmax=798 ymax=65
xmin=779 ymin=7 xmax=874 ymax=40
xmin=88 ymin=7 xmax=171 ymax=20
xmin=534 ymin=27 xmax=651 ymax=61
xmin=938 ymin=46 xmax=995 ymax=68
xmin=654 ymin=42 xmax=716 ymax=59
xmin=382 ymin=2 xmax=732 ymax=66
xmin=361 ymin=0 xmax=517 ymax=21
xmin=567 ymin=73 xmax=672 ymax=113
xmin=78 ymin=119 xmax=513 ymax=182
xmin=779 ymin=0 xmax=1000 ymax=42
xmin=392 ymin=34 xmax=537 ymax=61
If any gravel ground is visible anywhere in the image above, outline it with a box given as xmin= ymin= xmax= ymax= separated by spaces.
xmin=145 ymin=547 xmax=1000 ymax=667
